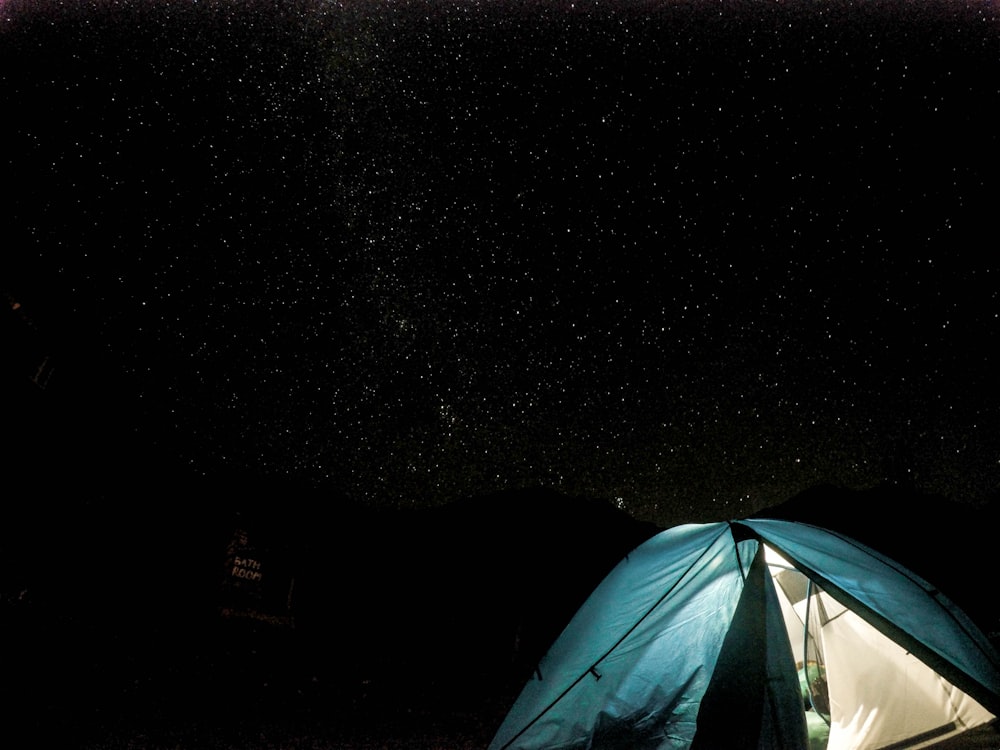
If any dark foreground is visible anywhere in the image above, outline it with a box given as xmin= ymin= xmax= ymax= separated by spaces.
xmin=11 ymin=615 xmax=518 ymax=749
xmin=11 ymin=612 xmax=999 ymax=750
xmin=5 ymin=485 xmax=997 ymax=749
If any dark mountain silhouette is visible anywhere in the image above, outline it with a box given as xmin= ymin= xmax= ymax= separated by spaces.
xmin=3 ymin=478 xmax=662 ymax=740
xmin=291 ymin=486 xmax=662 ymax=690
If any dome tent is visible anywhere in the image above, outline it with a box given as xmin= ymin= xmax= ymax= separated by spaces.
xmin=489 ymin=520 xmax=1000 ymax=750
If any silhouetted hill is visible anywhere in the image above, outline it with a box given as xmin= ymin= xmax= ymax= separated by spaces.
xmin=292 ymin=486 xmax=661 ymax=689
xmin=2 ymin=479 xmax=661 ymax=741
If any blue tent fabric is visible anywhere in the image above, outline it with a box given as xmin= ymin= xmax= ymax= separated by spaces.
xmin=489 ymin=519 xmax=1000 ymax=750
xmin=689 ymin=543 xmax=807 ymax=750
xmin=739 ymin=519 xmax=1000 ymax=709
xmin=489 ymin=523 xmax=749 ymax=749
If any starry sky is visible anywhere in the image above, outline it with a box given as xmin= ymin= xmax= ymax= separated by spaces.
xmin=4 ymin=0 xmax=1000 ymax=527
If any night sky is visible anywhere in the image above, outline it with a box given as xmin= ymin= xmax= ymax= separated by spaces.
xmin=4 ymin=0 xmax=1000 ymax=527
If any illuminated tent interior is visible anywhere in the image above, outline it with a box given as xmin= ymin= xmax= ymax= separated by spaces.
xmin=489 ymin=520 xmax=1000 ymax=750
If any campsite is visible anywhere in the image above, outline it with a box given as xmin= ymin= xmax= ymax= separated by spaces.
xmin=4 ymin=481 xmax=999 ymax=748
xmin=4 ymin=0 xmax=1000 ymax=747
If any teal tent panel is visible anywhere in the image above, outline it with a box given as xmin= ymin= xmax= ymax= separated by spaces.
xmin=692 ymin=542 xmax=808 ymax=750
xmin=491 ymin=519 xmax=1000 ymax=750
xmin=740 ymin=518 xmax=1000 ymax=712
xmin=489 ymin=522 xmax=754 ymax=750
xmin=757 ymin=548 xmax=813 ymax=750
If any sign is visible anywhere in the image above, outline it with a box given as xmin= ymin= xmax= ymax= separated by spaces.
xmin=219 ymin=525 xmax=294 ymax=627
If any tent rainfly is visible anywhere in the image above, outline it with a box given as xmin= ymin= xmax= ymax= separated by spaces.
xmin=489 ymin=519 xmax=1000 ymax=750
